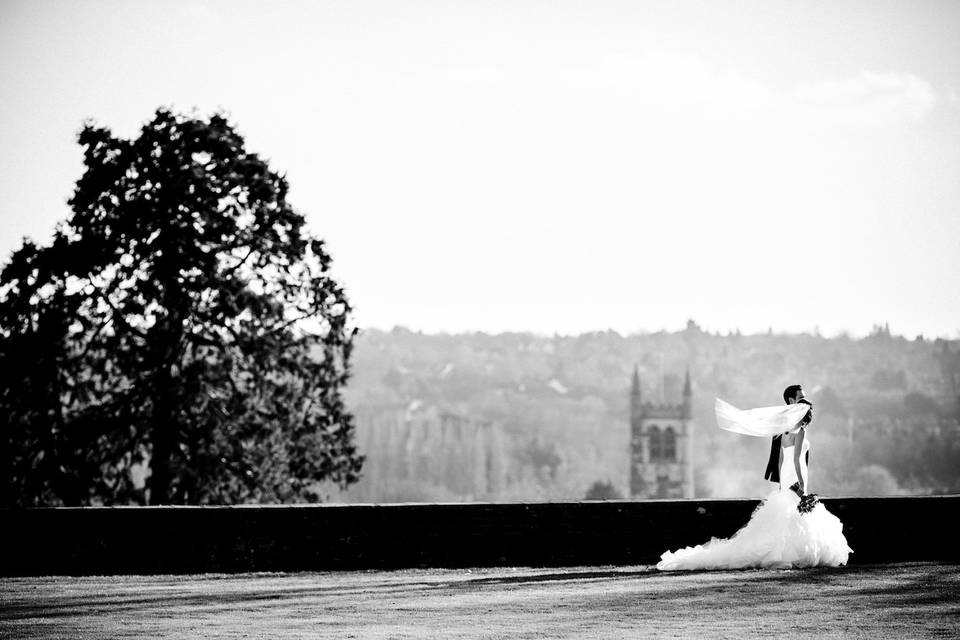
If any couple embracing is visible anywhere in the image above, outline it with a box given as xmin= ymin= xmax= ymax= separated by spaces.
xmin=657 ymin=384 xmax=852 ymax=571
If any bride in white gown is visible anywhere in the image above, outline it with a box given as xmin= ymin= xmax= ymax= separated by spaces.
xmin=657 ymin=391 xmax=852 ymax=570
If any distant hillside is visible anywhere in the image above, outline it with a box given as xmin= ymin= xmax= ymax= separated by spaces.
xmin=336 ymin=325 xmax=960 ymax=502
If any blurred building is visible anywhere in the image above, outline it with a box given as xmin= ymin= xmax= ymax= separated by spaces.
xmin=629 ymin=367 xmax=695 ymax=499
xmin=344 ymin=404 xmax=507 ymax=502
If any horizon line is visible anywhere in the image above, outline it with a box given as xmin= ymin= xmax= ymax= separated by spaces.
xmin=356 ymin=323 xmax=958 ymax=342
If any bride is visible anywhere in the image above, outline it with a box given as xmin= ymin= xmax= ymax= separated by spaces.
xmin=657 ymin=385 xmax=852 ymax=570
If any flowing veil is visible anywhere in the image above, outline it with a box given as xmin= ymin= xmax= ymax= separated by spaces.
xmin=714 ymin=398 xmax=810 ymax=437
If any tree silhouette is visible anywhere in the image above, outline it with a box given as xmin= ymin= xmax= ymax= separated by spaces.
xmin=0 ymin=109 xmax=362 ymax=506
xmin=585 ymin=480 xmax=623 ymax=501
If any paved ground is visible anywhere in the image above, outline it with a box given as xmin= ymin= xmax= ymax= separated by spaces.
xmin=1 ymin=563 xmax=958 ymax=639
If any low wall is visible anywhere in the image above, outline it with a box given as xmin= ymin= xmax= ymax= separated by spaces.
xmin=1 ymin=496 xmax=956 ymax=575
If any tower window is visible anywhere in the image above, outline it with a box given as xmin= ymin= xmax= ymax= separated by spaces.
xmin=663 ymin=427 xmax=677 ymax=462
xmin=648 ymin=425 xmax=662 ymax=461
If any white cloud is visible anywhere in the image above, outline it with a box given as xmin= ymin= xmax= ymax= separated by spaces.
xmin=602 ymin=53 xmax=939 ymax=129
xmin=793 ymin=71 xmax=938 ymax=128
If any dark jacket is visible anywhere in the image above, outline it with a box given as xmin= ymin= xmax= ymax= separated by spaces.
xmin=764 ymin=435 xmax=782 ymax=483
xmin=764 ymin=433 xmax=811 ymax=484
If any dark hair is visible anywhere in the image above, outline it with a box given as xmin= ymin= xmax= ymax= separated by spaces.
xmin=783 ymin=384 xmax=802 ymax=404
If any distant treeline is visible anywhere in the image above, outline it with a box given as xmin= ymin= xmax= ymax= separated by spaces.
xmin=337 ymin=324 xmax=960 ymax=501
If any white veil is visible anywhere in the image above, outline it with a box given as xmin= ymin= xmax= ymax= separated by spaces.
xmin=715 ymin=398 xmax=810 ymax=437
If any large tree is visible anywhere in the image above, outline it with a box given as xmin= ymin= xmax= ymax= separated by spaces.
xmin=0 ymin=109 xmax=363 ymax=506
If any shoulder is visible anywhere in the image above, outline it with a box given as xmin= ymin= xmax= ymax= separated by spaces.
xmin=781 ymin=425 xmax=806 ymax=446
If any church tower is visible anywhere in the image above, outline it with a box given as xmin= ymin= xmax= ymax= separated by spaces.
xmin=629 ymin=366 xmax=695 ymax=499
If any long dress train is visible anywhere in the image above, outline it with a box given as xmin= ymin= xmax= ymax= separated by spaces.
xmin=656 ymin=429 xmax=851 ymax=570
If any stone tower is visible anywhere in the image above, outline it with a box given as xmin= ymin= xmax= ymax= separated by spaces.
xmin=629 ymin=366 xmax=694 ymax=499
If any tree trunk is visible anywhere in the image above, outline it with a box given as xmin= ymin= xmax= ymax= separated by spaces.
xmin=146 ymin=234 xmax=189 ymax=505
xmin=147 ymin=363 xmax=174 ymax=505
xmin=148 ymin=293 xmax=184 ymax=504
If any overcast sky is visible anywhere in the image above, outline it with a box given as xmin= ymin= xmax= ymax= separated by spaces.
xmin=1 ymin=0 xmax=958 ymax=338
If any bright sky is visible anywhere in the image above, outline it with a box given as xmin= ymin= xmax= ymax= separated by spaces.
xmin=2 ymin=0 xmax=959 ymax=338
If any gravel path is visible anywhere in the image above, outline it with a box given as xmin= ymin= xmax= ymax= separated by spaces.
xmin=2 ymin=563 xmax=958 ymax=639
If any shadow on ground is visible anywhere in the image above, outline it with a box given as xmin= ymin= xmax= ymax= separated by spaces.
xmin=2 ymin=563 xmax=957 ymax=639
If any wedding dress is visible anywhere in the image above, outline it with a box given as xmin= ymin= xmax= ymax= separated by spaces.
xmin=657 ymin=422 xmax=851 ymax=570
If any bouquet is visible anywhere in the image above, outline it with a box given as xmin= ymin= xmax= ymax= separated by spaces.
xmin=788 ymin=482 xmax=820 ymax=514
xmin=798 ymin=493 xmax=820 ymax=514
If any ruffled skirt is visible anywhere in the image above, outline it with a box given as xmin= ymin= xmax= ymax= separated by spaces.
xmin=657 ymin=490 xmax=852 ymax=570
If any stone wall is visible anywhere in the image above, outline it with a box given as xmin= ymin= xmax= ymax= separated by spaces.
xmin=1 ymin=496 xmax=955 ymax=575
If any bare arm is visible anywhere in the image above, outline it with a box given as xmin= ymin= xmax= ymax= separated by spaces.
xmin=792 ymin=427 xmax=807 ymax=495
